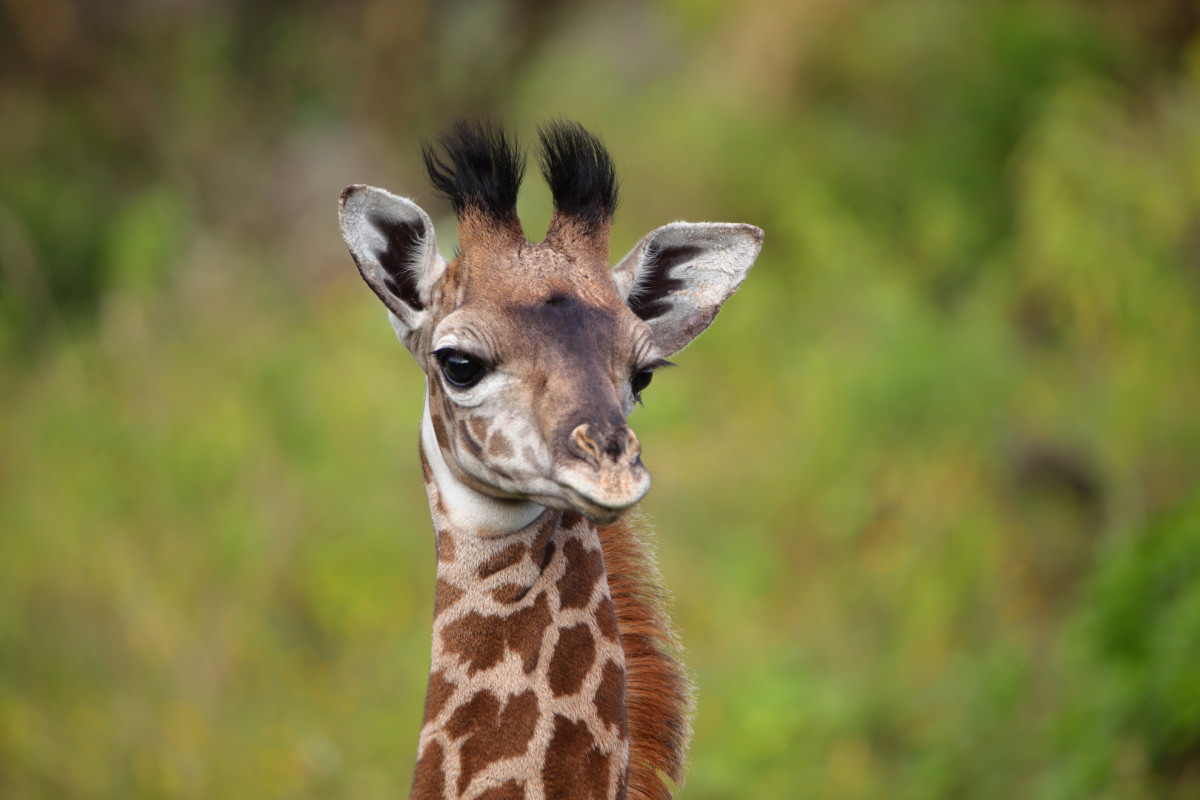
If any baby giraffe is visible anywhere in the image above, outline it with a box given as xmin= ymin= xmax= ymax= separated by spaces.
xmin=338 ymin=120 xmax=762 ymax=800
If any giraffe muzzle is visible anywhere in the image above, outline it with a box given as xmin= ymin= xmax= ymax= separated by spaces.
xmin=556 ymin=422 xmax=651 ymax=522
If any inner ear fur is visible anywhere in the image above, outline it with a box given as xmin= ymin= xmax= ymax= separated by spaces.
xmin=612 ymin=221 xmax=764 ymax=356
xmin=339 ymin=185 xmax=445 ymax=333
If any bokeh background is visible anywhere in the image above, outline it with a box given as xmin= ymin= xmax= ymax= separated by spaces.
xmin=3 ymin=0 xmax=1200 ymax=797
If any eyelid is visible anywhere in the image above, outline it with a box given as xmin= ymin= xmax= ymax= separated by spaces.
xmin=639 ymin=358 xmax=674 ymax=372
xmin=431 ymin=344 xmax=494 ymax=368
xmin=430 ymin=323 xmax=495 ymax=360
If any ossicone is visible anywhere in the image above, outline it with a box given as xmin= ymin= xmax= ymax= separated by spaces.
xmin=421 ymin=120 xmax=526 ymax=236
xmin=537 ymin=119 xmax=619 ymax=240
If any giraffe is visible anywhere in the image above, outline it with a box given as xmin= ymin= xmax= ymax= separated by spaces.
xmin=338 ymin=120 xmax=762 ymax=800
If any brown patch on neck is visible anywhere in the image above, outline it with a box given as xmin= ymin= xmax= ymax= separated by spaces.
xmin=446 ymin=689 xmax=540 ymax=795
xmin=542 ymin=714 xmax=613 ymax=800
xmin=411 ymin=741 xmax=447 ymax=800
xmin=436 ymin=529 xmax=456 ymax=563
xmin=532 ymin=516 xmax=557 ymax=567
xmin=440 ymin=591 xmax=553 ymax=675
xmin=475 ymin=781 xmax=525 ymax=800
xmin=598 ymin=518 xmax=694 ymax=800
xmin=557 ymin=537 xmax=605 ymax=610
xmin=423 ymin=669 xmax=456 ymax=725
xmin=489 ymin=513 xmax=560 ymax=605
xmin=434 ymin=578 xmax=464 ymax=615
xmin=547 ymin=623 xmax=597 ymax=698
xmin=478 ymin=541 xmax=527 ymax=578
xmin=594 ymin=658 xmax=627 ymax=738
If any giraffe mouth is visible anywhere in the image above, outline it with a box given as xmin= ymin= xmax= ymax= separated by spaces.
xmin=554 ymin=465 xmax=652 ymax=523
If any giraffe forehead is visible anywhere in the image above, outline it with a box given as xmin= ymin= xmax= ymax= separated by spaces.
xmin=510 ymin=297 xmax=626 ymax=359
xmin=434 ymin=242 xmax=646 ymax=363
xmin=451 ymin=239 xmax=619 ymax=307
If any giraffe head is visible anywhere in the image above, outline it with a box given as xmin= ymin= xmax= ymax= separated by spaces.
xmin=339 ymin=121 xmax=762 ymax=526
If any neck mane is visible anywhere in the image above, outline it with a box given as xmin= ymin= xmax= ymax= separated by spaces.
xmin=411 ymin=404 xmax=692 ymax=800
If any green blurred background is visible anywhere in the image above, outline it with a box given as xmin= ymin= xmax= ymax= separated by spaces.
xmin=3 ymin=0 xmax=1200 ymax=797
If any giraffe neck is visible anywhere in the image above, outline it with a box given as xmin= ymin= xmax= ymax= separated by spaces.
xmin=412 ymin=403 xmax=630 ymax=800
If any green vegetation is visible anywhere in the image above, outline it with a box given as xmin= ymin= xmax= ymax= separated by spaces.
xmin=2 ymin=1 xmax=1199 ymax=797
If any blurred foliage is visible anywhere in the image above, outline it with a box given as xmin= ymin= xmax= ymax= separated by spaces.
xmin=3 ymin=0 xmax=1200 ymax=798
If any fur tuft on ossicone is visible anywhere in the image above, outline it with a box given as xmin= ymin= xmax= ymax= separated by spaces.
xmin=598 ymin=516 xmax=694 ymax=800
xmin=422 ymin=120 xmax=526 ymax=225
xmin=538 ymin=120 xmax=619 ymax=232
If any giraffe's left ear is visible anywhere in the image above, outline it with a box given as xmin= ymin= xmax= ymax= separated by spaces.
xmin=612 ymin=222 xmax=764 ymax=356
xmin=339 ymin=185 xmax=446 ymax=349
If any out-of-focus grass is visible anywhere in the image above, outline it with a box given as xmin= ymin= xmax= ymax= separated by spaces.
xmin=0 ymin=279 xmax=435 ymax=796
xmin=3 ymin=0 xmax=1200 ymax=797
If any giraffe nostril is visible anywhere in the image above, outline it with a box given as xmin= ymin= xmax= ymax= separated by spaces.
xmin=570 ymin=424 xmax=602 ymax=466
xmin=569 ymin=422 xmax=640 ymax=468
xmin=569 ymin=422 xmax=641 ymax=467
xmin=625 ymin=428 xmax=641 ymax=460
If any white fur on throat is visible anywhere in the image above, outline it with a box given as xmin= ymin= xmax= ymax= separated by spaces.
xmin=420 ymin=396 xmax=544 ymax=534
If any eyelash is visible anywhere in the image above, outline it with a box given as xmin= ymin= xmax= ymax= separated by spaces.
xmin=631 ymin=359 xmax=672 ymax=403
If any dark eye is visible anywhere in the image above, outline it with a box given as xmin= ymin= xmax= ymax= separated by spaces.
xmin=631 ymin=368 xmax=653 ymax=400
xmin=437 ymin=349 xmax=486 ymax=388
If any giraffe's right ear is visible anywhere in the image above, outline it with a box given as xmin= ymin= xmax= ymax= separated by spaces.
xmin=339 ymin=185 xmax=446 ymax=347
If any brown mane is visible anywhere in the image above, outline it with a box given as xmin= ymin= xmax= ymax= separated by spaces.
xmin=598 ymin=517 xmax=695 ymax=800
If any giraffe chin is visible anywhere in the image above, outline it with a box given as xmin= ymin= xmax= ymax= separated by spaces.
xmin=553 ymin=469 xmax=652 ymax=524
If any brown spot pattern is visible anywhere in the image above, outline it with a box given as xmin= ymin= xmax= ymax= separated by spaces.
xmin=430 ymin=408 xmax=450 ymax=451
xmin=593 ymin=659 xmax=627 ymax=737
xmin=411 ymin=741 xmax=446 ymax=800
xmin=548 ymin=623 xmax=596 ymax=698
xmin=434 ymin=579 xmax=464 ymax=615
xmin=595 ymin=595 xmax=618 ymax=642
xmin=488 ymin=430 xmax=514 ymax=459
xmin=542 ymin=714 xmax=612 ymax=800
xmin=475 ymin=781 xmax=525 ymax=800
xmin=531 ymin=518 xmax=556 ymax=566
xmin=420 ymin=448 xmax=433 ymax=484
xmin=440 ymin=612 xmax=503 ymax=675
xmin=540 ymin=542 xmax=557 ymax=573
xmin=459 ymin=418 xmax=486 ymax=459
xmin=467 ymin=415 xmax=490 ymax=446
xmin=478 ymin=542 xmax=527 ymax=578
xmin=446 ymin=689 xmax=539 ymax=794
xmin=557 ymin=537 xmax=604 ymax=610
xmin=423 ymin=670 xmax=456 ymax=724
xmin=491 ymin=583 xmax=530 ymax=604
xmin=437 ymin=529 xmax=456 ymax=563
xmin=505 ymin=592 xmax=554 ymax=673
xmin=441 ymin=591 xmax=552 ymax=674
xmin=615 ymin=768 xmax=628 ymax=800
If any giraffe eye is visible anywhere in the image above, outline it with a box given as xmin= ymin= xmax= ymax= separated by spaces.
xmin=437 ymin=349 xmax=486 ymax=388
xmin=631 ymin=368 xmax=653 ymax=399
